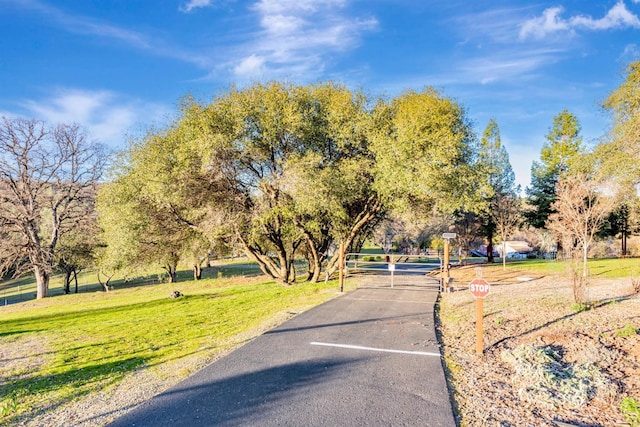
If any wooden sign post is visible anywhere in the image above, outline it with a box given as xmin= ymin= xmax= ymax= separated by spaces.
xmin=338 ymin=242 xmax=345 ymax=293
xmin=469 ymin=277 xmax=490 ymax=355
xmin=441 ymin=233 xmax=456 ymax=291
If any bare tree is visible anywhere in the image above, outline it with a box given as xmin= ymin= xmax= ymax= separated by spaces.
xmin=493 ymin=191 xmax=523 ymax=270
xmin=0 ymin=117 xmax=107 ymax=299
xmin=546 ymin=174 xmax=614 ymax=303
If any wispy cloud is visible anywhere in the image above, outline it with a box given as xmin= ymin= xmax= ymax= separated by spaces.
xmin=9 ymin=0 xmax=376 ymax=83
xmin=16 ymin=89 xmax=172 ymax=148
xmin=453 ymin=6 xmax=535 ymax=44
xmin=520 ymin=1 xmax=640 ymax=40
xmin=460 ymin=49 xmax=562 ymax=85
xmin=180 ymin=0 xmax=214 ymax=13
xmin=621 ymin=43 xmax=640 ymax=61
xmin=7 ymin=0 xmax=209 ymax=66
xmin=224 ymin=0 xmax=377 ymax=81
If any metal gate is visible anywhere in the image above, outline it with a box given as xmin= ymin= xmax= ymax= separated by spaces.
xmin=344 ymin=252 xmax=442 ymax=289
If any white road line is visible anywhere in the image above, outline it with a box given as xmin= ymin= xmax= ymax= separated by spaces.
xmin=310 ymin=342 xmax=441 ymax=357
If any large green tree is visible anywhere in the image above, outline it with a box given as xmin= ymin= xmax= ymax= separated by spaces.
xmin=476 ymin=118 xmax=517 ymax=262
xmin=283 ymin=84 xmax=383 ymax=280
xmin=600 ymin=60 xmax=640 ymax=187
xmin=184 ymin=82 xmax=386 ymax=284
xmin=97 ymin=128 xmax=216 ymax=283
xmin=370 ymin=88 xmax=478 ymax=214
xmin=99 ymin=82 xmax=383 ymax=285
xmin=525 ymin=110 xmax=584 ymax=228
xmin=598 ymin=61 xmax=640 ymax=252
xmin=368 ymin=88 xmax=479 ymax=266
xmin=97 ymin=83 xmax=480 ymax=285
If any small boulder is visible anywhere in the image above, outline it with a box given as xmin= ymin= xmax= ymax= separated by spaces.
xmin=169 ymin=290 xmax=183 ymax=299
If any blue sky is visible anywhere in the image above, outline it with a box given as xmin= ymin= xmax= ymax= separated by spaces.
xmin=1 ymin=0 xmax=639 ymax=189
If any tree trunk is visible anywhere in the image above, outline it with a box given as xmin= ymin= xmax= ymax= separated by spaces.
xmin=302 ymin=230 xmax=322 ymax=282
xmin=238 ymin=237 xmax=281 ymax=281
xmin=237 ymin=233 xmax=301 ymax=285
xmin=63 ymin=268 xmax=72 ymax=294
xmin=487 ymin=227 xmax=494 ymax=263
xmin=502 ymin=241 xmax=507 ymax=271
xmin=73 ymin=269 xmax=79 ymax=293
xmin=97 ymin=270 xmax=113 ymax=292
xmin=306 ymin=258 xmax=315 ymax=281
xmin=308 ymin=262 xmax=321 ymax=283
xmin=294 ymin=220 xmax=329 ymax=283
xmin=583 ymin=243 xmax=588 ymax=278
xmin=325 ymin=196 xmax=383 ymax=276
xmin=34 ymin=266 xmax=49 ymax=299
xmin=167 ymin=265 xmax=177 ymax=283
xmin=288 ymin=261 xmax=296 ymax=283
xmin=193 ymin=264 xmax=202 ymax=280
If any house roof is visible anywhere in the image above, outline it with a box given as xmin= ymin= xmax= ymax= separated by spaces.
xmin=503 ymin=241 xmax=533 ymax=253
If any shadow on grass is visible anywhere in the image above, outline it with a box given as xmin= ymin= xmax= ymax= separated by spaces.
xmin=0 ymin=356 xmax=147 ymax=426
xmin=0 ymin=294 xmax=211 ymax=335
xmin=0 ymin=263 xmax=266 ymax=306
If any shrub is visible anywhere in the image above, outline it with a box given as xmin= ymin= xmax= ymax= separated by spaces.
xmin=627 ymin=237 xmax=640 ymax=257
xmin=588 ymin=239 xmax=616 ymax=259
xmin=616 ymin=324 xmax=638 ymax=338
xmin=621 ymin=397 xmax=640 ymax=427
xmin=570 ymin=303 xmax=589 ymax=313
xmin=501 ymin=344 xmax=613 ymax=408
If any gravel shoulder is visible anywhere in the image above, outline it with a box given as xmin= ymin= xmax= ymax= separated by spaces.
xmin=12 ymin=311 xmax=299 ymax=427
xmin=437 ymin=265 xmax=640 ymax=427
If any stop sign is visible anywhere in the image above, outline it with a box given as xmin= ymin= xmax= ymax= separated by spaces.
xmin=469 ymin=278 xmax=490 ymax=298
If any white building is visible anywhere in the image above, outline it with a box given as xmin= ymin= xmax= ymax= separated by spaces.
xmin=498 ymin=241 xmax=534 ymax=258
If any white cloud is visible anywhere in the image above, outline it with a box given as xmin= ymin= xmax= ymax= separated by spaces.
xmin=571 ymin=1 xmax=640 ymax=30
xmin=520 ymin=1 xmax=640 ymax=40
xmin=228 ymin=0 xmax=377 ymax=80
xmin=180 ymin=0 xmax=214 ymax=13
xmin=621 ymin=43 xmax=640 ymax=60
xmin=253 ymin=0 xmax=345 ymax=15
xmin=261 ymin=14 xmax=306 ymax=35
xmin=18 ymin=89 xmax=172 ymax=148
xmin=233 ymin=54 xmax=266 ymax=77
xmin=10 ymin=0 xmax=374 ymax=85
xmin=519 ymin=7 xmax=569 ymax=40
xmin=22 ymin=90 xmax=114 ymax=125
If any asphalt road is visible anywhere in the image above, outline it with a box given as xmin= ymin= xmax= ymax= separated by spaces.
xmin=108 ymin=284 xmax=455 ymax=427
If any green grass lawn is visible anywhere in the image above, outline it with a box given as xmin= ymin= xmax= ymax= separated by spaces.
xmin=491 ymin=257 xmax=640 ymax=278
xmin=0 ymin=273 xmax=352 ymax=425
xmin=0 ymin=258 xmax=266 ymax=305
